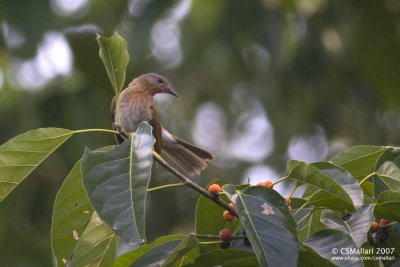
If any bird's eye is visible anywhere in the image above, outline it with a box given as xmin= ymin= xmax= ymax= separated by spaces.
xmin=157 ymin=78 xmax=163 ymax=84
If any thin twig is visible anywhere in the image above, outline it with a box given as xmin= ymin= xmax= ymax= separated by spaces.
xmin=152 ymin=151 xmax=237 ymax=216
xmin=192 ymin=233 xmax=247 ymax=240
xmin=147 ymin=183 xmax=185 ymax=192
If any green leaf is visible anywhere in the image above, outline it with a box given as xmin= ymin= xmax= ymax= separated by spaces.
xmin=294 ymin=207 xmax=326 ymax=242
xmin=303 ymin=229 xmax=362 ymax=267
xmin=185 ymin=250 xmax=256 ymax=267
xmin=51 ymin=160 xmax=94 ymax=266
xmin=162 ymin=235 xmax=200 ymax=267
xmin=297 ymin=244 xmax=336 ymax=267
xmin=320 ymin=205 xmax=373 ymax=247
xmin=375 ymin=161 xmax=400 ymax=192
xmin=374 ymin=190 xmax=400 ymax=222
xmin=70 ymin=212 xmax=116 ymax=267
xmin=222 ymin=256 xmax=260 ymax=267
xmin=96 ymin=32 xmax=130 ymax=95
xmin=288 ymin=161 xmax=363 ymax=210
xmin=0 ymin=128 xmax=73 ymax=202
xmin=223 ymin=185 xmax=299 ymax=267
xmin=81 ymin=122 xmax=155 ymax=245
xmin=115 ymin=236 xmax=185 ymax=267
xmin=331 ymin=145 xmax=389 ymax=181
xmin=195 ymin=180 xmax=241 ymax=252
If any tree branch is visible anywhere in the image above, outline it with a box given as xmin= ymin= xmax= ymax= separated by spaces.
xmin=152 ymin=151 xmax=237 ymax=217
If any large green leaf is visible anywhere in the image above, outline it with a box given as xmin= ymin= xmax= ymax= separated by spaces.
xmin=113 ymin=235 xmax=185 ymax=267
xmin=0 ymin=128 xmax=73 ymax=202
xmin=320 ymin=205 xmax=373 ymax=247
xmin=288 ymin=161 xmax=363 ymax=210
xmin=70 ymin=212 xmax=116 ymax=267
xmin=222 ymin=256 xmax=260 ymax=267
xmin=373 ymin=190 xmax=400 ymax=222
xmin=331 ymin=145 xmax=389 ymax=181
xmin=303 ymin=229 xmax=362 ymax=267
xmin=185 ymin=250 xmax=256 ymax=267
xmin=294 ymin=207 xmax=325 ymax=242
xmin=223 ymin=185 xmax=299 ymax=267
xmin=51 ymin=160 xmax=94 ymax=266
xmin=375 ymin=161 xmax=400 ymax=193
xmin=96 ymin=32 xmax=130 ymax=95
xmin=162 ymin=235 xmax=200 ymax=267
xmin=81 ymin=122 xmax=155 ymax=245
xmin=297 ymin=244 xmax=336 ymax=267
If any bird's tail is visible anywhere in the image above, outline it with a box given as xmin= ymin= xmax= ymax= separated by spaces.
xmin=162 ymin=136 xmax=214 ymax=176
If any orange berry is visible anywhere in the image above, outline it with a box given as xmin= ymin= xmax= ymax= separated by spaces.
xmin=257 ymin=180 xmax=273 ymax=187
xmin=223 ymin=210 xmax=234 ymax=222
xmin=208 ymin=184 xmax=222 ymax=194
xmin=370 ymin=221 xmax=379 ymax=232
xmin=229 ymin=202 xmax=235 ymax=209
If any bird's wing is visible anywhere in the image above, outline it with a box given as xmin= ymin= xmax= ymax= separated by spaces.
xmin=150 ymin=105 xmax=163 ymax=153
xmin=110 ymin=96 xmax=125 ymax=144
xmin=110 ymin=96 xmax=116 ymax=122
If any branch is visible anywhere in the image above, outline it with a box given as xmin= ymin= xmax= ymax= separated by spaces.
xmin=192 ymin=233 xmax=247 ymax=240
xmin=152 ymin=151 xmax=237 ymax=217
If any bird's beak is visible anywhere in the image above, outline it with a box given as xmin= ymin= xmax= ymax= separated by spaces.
xmin=166 ymin=87 xmax=179 ymax=97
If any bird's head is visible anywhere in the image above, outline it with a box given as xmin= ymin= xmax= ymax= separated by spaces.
xmin=132 ymin=73 xmax=179 ymax=97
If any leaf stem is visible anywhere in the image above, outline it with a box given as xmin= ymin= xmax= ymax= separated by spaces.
xmin=73 ymin=129 xmax=118 ymax=135
xmin=198 ymin=241 xmax=223 ymax=245
xmin=288 ymin=184 xmax=298 ymax=199
xmin=293 ymin=200 xmax=310 ymax=217
xmin=271 ymin=176 xmax=288 ymax=187
xmin=358 ymin=172 xmax=377 ymax=187
xmin=152 ymin=151 xmax=237 ymax=216
xmin=147 ymin=183 xmax=185 ymax=192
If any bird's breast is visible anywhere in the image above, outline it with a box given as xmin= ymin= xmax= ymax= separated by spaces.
xmin=117 ymin=97 xmax=153 ymax=133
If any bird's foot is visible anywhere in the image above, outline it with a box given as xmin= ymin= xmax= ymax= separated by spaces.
xmin=112 ymin=123 xmax=130 ymax=140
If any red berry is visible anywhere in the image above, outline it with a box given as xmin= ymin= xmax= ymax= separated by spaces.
xmin=208 ymin=184 xmax=222 ymax=194
xmin=219 ymin=228 xmax=232 ymax=241
xmin=223 ymin=210 xmax=234 ymax=221
xmin=370 ymin=221 xmax=379 ymax=232
xmin=228 ymin=202 xmax=235 ymax=209
xmin=257 ymin=180 xmax=273 ymax=187
xmin=380 ymin=219 xmax=391 ymax=226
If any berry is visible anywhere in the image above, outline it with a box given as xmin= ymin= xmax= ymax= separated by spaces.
xmin=380 ymin=219 xmax=391 ymax=226
xmin=220 ymin=241 xmax=230 ymax=249
xmin=219 ymin=228 xmax=232 ymax=241
xmin=370 ymin=221 xmax=379 ymax=232
xmin=228 ymin=202 xmax=235 ymax=209
xmin=223 ymin=210 xmax=234 ymax=221
xmin=288 ymin=205 xmax=292 ymax=212
xmin=208 ymin=184 xmax=222 ymax=194
xmin=257 ymin=180 xmax=273 ymax=187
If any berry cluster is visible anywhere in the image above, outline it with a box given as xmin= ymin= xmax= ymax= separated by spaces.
xmin=368 ymin=219 xmax=392 ymax=246
xmin=206 ymin=182 xmax=294 ymax=250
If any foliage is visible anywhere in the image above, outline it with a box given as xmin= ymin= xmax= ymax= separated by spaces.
xmin=1 ymin=33 xmax=400 ymax=266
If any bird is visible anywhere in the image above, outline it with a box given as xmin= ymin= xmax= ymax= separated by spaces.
xmin=110 ymin=73 xmax=214 ymax=176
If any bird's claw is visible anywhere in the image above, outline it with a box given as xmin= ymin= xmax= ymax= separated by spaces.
xmin=112 ymin=123 xmax=130 ymax=139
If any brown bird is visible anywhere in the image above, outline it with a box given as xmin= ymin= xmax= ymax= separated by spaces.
xmin=110 ymin=73 xmax=214 ymax=176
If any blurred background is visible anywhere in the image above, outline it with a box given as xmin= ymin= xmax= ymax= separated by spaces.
xmin=1 ymin=0 xmax=400 ymax=265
